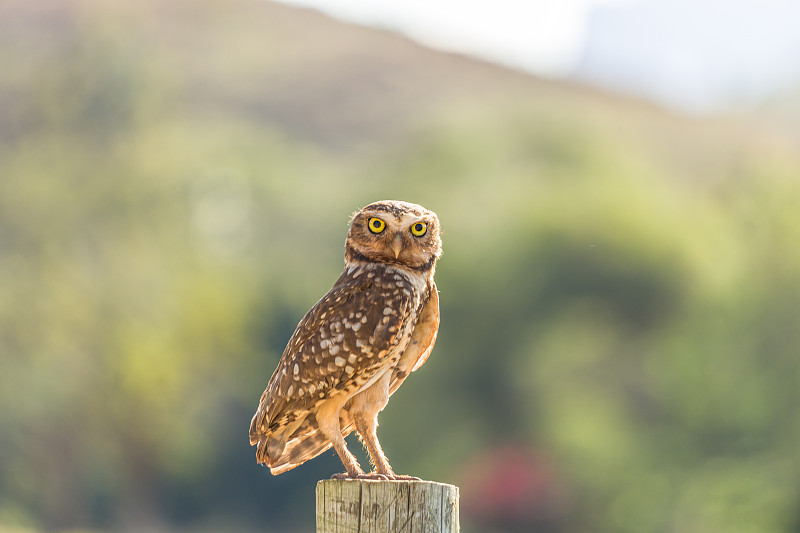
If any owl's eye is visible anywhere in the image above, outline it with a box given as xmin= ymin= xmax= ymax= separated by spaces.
xmin=410 ymin=222 xmax=427 ymax=237
xmin=367 ymin=217 xmax=386 ymax=234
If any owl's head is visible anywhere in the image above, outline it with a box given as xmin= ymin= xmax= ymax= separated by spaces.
xmin=345 ymin=200 xmax=442 ymax=271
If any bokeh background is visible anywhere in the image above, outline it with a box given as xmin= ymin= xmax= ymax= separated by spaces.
xmin=2 ymin=0 xmax=800 ymax=532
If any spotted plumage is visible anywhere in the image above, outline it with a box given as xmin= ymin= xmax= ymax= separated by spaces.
xmin=249 ymin=200 xmax=442 ymax=479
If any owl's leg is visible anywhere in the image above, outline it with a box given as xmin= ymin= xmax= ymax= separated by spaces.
xmin=352 ymin=415 xmax=420 ymax=480
xmin=315 ymin=397 xmax=364 ymax=478
xmin=354 ymin=412 xmax=393 ymax=477
xmin=349 ymin=370 xmax=398 ymax=478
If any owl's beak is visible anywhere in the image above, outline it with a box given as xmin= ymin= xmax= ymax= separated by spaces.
xmin=391 ymin=234 xmax=403 ymax=258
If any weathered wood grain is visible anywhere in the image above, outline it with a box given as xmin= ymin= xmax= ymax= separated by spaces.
xmin=316 ymin=479 xmax=459 ymax=533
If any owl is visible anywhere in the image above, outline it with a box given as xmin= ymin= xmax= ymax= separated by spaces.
xmin=249 ymin=200 xmax=442 ymax=480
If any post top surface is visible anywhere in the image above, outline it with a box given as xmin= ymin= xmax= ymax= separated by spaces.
xmin=317 ymin=478 xmax=457 ymax=489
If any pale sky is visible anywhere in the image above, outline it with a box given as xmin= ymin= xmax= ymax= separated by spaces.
xmin=274 ymin=0 xmax=635 ymax=76
xmin=273 ymin=0 xmax=800 ymax=111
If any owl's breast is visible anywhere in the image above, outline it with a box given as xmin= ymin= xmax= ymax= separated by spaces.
xmin=372 ymin=266 xmax=429 ymax=354
xmin=261 ymin=262 xmax=432 ymax=427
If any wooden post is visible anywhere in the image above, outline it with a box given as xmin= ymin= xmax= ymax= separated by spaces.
xmin=316 ymin=479 xmax=459 ymax=533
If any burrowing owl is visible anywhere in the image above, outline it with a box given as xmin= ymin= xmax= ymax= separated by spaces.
xmin=249 ymin=200 xmax=442 ymax=479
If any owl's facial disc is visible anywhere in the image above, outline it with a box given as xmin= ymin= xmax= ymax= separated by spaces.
xmin=345 ymin=201 xmax=441 ymax=270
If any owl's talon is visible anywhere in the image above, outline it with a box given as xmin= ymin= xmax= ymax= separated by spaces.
xmin=356 ymin=472 xmax=391 ymax=481
xmin=390 ymin=474 xmax=422 ymax=481
xmin=331 ymin=471 xmax=363 ymax=480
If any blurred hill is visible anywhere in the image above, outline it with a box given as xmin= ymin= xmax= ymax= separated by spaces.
xmin=759 ymin=83 xmax=800 ymax=140
xmin=0 ymin=0 xmax=679 ymax=151
xmin=2 ymin=1 xmax=800 ymax=533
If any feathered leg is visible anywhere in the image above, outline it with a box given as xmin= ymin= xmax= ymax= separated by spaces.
xmin=349 ymin=369 xmax=421 ymax=480
xmin=354 ymin=412 xmax=394 ymax=477
xmin=315 ymin=396 xmax=364 ymax=478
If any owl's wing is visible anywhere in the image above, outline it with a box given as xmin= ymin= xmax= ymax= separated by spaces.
xmin=250 ymin=272 xmax=412 ymax=449
xmin=389 ymin=282 xmax=439 ymax=396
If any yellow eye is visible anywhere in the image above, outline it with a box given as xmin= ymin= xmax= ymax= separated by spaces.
xmin=367 ymin=217 xmax=386 ymax=234
xmin=410 ymin=221 xmax=427 ymax=237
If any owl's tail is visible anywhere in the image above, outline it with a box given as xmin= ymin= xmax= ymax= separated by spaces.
xmin=268 ymin=428 xmax=332 ymax=475
xmin=249 ymin=410 xmax=356 ymax=475
xmin=249 ymin=408 xmax=327 ymax=472
xmin=269 ymin=418 xmax=356 ymax=475
xmin=249 ymin=409 xmax=287 ymax=466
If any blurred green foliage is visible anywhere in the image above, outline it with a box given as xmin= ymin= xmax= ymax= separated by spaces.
xmin=2 ymin=1 xmax=800 ymax=532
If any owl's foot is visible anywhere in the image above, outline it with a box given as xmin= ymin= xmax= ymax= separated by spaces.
xmin=356 ymin=472 xmax=391 ymax=481
xmin=330 ymin=472 xmax=389 ymax=481
xmin=389 ymin=474 xmax=421 ymax=481
xmin=330 ymin=471 xmax=420 ymax=481
xmin=331 ymin=468 xmax=365 ymax=480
